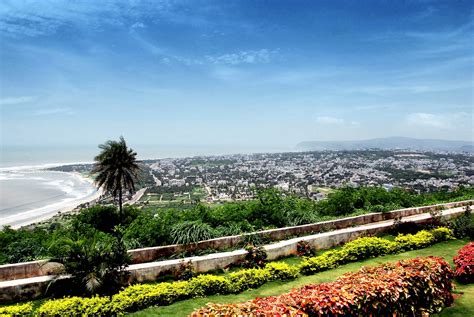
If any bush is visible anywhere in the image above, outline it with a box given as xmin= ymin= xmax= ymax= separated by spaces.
xmin=296 ymin=240 xmax=313 ymax=257
xmin=394 ymin=230 xmax=435 ymax=251
xmin=243 ymin=244 xmax=268 ymax=268
xmin=453 ymin=242 xmax=474 ymax=284
xmin=299 ymin=249 xmax=340 ymax=275
xmin=228 ymin=268 xmax=271 ymax=293
xmin=0 ymin=303 xmax=33 ymax=317
xmin=170 ymin=221 xmax=216 ymax=244
xmin=186 ymin=275 xmax=231 ymax=296
xmin=300 ymin=228 xmax=451 ymax=275
xmin=451 ymin=213 xmax=474 ymax=239
xmin=431 ymin=227 xmax=455 ymax=241
xmin=36 ymin=296 xmax=112 ymax=317
xmin=265 ymin=262 xmax=299 ymax=280
xmin=391 ymin=220 xmax=424 ymax=235
xmin=193 ymin=257 xmax=454 ymax=316
xmin=340 ymin=236 xmax=397 ymax=261
xmin=110 ymin=281 xmax=190 ymax=313
xmin=173 ymin=260 xmax=196 ymax=281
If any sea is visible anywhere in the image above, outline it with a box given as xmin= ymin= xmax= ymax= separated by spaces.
xmin=0 ymin=144 xmax=291 ymax=228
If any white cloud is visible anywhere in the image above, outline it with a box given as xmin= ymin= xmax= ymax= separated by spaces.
xmin=34 ymin=107 xmax=74 ymax=116
xmin=0 ymin=96 xmax=35 ymax=106
xmin=206 ymin=49 xmax=276 ymax=65
xmin=316 ymin=116 xmax=344 ymax=125
xmin=315 ymin=116 xmax=360 ymax=126
xmin=405 ymin=112 xmax=470 ymax=129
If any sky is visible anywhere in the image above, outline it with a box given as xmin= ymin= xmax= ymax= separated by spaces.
xmin=0 ymin=0 xmax=473 ymax=156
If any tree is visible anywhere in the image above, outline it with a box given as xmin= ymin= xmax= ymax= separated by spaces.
xmin=92 ymin=136 xmax=140 ymax=222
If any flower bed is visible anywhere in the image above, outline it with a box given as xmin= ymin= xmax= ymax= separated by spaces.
xmin=453 ymin=242 xmax=474 ymax=283
xmin=192 ymin=257 xmax=454 ymax=316
xmin=0 ymin=227 xmax=455 ymax=316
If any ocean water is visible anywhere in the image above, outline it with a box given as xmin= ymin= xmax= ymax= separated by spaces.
xmin=0 ymin=144 xmax=291 ymax=228
xmin=0 ymin=168 xmax=98 ymax=228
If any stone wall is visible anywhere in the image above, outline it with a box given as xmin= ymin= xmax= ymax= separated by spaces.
xmin=0 ymin=205 xmax=468 ymax=303
xmin=128 ymin=200 xmax=472 ymax=263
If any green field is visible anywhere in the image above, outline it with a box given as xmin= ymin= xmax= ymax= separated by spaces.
xmin=129 ymin=239 xmax=472 ymax=317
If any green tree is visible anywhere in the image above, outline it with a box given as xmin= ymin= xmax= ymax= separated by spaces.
xmin=92 ymin=137 xmax=141 ymax=222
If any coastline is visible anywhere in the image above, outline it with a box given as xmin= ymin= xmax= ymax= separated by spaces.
xmin=0 ymin=167 xmax=102 ymax=229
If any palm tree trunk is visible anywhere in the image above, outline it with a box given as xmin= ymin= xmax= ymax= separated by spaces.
xmin=118 ymin=188 xmax=123 ymax=224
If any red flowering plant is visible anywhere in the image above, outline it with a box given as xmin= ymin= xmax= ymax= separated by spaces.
xmin=453 ymin=242 xmax=474 ymax=284
xmin=191 ymin=257 xmax=454 ymax=316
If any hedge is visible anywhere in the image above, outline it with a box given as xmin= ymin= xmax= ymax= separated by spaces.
xmin=192 ymin=256 xmax=454 ymax=316
xmin=0 ymin=303 xmax=33 ymax=317
xmin=0 ymin=227 xmax=455 ymax=316
xmin=300 ymin=227 xmax=454 ymax=275
xmin=453 ymin=241 xmax=474 ymax=283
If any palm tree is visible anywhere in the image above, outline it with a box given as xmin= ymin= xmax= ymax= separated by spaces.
xmin=92 ymin=136 xmax=140 ymax=222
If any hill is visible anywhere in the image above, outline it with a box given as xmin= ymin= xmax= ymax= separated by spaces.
xmin=296 ymin=137 xmax=473 ymax=152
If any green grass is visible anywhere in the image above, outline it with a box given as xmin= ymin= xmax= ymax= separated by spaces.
xmin=129 ymin=239 xmax=472 ymax=317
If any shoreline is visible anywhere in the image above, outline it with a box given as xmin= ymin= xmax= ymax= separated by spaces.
xmin=0 ymin=169 xmax=102 ymax=229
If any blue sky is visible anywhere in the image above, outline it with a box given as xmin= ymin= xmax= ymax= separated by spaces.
xmin=0 ymin=0 xmax=473 ymax=154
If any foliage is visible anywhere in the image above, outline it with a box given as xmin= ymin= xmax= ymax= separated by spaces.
xmin=48 ymin=229 xmax=130 ymax=295
xmin=453 ymin=242 xmax=474 ymax=284
xmin=390 ymin=219 xmax=424 ymax=235
xmin=0 ymin=303 xmax=33 ymax=317
xmin=228 ymin=268 xmax=271 ymax=293
xmin=450 ymin=211 xmax=474 ymax=239
xmin=186 ymin=274 xmax=231 ymax=296
xmin=265 ymin=262 xmax=299 ymax=280
xmin=242 ymin=244 xmax=268 ymax=268
xmin=431 ymin=227 xmax=455 ymax=241
xmin=36 ymin=296 xmax=112 ymax=317
xmin=394 ymin=230 xmax=435 ymax=251
xmin=1 ymin=187 xmax=471 ymax=265
xmin=300 ymin=228 xmax=451 ymax=275
xmin=173 ymin=260 xmax=196 ymax=281
xmin=72 ymin=205 xmax=139 ymax=234
xmin=1 ymin=228 xmax=457 ymax=316
xmin=296 ymin=240 xmax=313 ymax=257
xmin=92 ymin=136 xmax=141 ymax=220
xmin=192 ymin=257 xmax=454 ymax=316
xmin=170 ymin=221 xmax=215 ymax=245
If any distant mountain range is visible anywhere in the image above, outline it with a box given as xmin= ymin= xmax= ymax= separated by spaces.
xmin=296 ymin=137 xmax=474 ymax=152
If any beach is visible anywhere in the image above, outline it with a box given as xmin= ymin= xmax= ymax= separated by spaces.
xmin=0 ymin=164 xmax=100 ymax=229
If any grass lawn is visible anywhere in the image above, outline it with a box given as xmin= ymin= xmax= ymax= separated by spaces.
xmin=130 ymin=239 xmax=472 ymax=317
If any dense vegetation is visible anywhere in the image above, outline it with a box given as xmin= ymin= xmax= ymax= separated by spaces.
xmin=0 ymin=228 xmax=458 ymax=316
xmin=0 ymin=186 xmax=472 ymax=265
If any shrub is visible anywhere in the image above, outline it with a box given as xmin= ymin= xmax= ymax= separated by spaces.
xmin=170 ymin=221 xmax=216 ymax=245
xmin=453 ymin=242 xmax=474 ymax=284
xmin=243 ymin=244 xmax=268 ymax=268
xmin=340 ymin=236 xmax=397 ymax=262
xmin=36 ymin=296 xmax=112 ymax=317
xmin=394 ymin=230 xmax=435 ymax=251
xmin=173 ymin=260 xmax=196 ymax=281
xmin=451 ymin=213 xmax=474 ymax=239
xmin=228 ymin=268 xmax=271 ymax=293
xmin=110 ymin=281 xmax=190 ymax=313
xmin=0 ymin=302 xmax=33 ymax=317
xmin=186 ymin=274 xmax=231 ymax=296
xmin=48 ymin=230 xmax=130 ymax=295
xmin=193 ymin=257 xmax=454 ymax=316
xmin=299 ymin=249 xmax=340 ymax=275
xmin=431 ymin=227 xmax=455 ymax=242
xmin=296 ymin=240 xmax=313 ymax=257
xmin=265 ymin=262 xmax=299 ymax=280
xmin=391 ymin=220 xmax=423 ymax=235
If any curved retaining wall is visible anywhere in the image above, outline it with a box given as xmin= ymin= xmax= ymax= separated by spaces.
xmin=127 ymin=200 xmax=472 ymax=263
xmin=0 ymin=205 xmax=468 ymax=303
xmin=0 ymin=200 xmax=472 ymax=282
